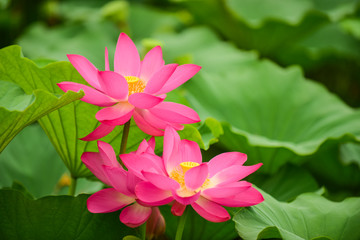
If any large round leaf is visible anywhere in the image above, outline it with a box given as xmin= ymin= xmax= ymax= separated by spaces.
xmin=0 ymin=51 xmax=82 ymax=152
xmin=304 ymin=141 xmax=360 ymax=198
xmin=0 ymin=124 xmax=66 ymax=198
xmin=186 ymin=62 xmax=360 ymax=172
xmin=0 ymin=188 xmax=139 ymax=239
xmin=233 ymin=190 xmax=360 ymax=240
xmin=0 ymin=123 xmax=103 ymax=198
xmin=186 ymin=0 xmax=359 ymax=56
xmin=249 ymin=164 xmax=319 ymax=202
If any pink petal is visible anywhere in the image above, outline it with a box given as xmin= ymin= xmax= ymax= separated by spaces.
xmin=98 ymin=141 xmax=120 ymax=167
xmin=133 ymin=110 xmax=165 ymax=136
xmin=191 ymin=197 xmax=230 ymax=222
xmin=148 ymin=137 xmax=156 ymax=150
xmin=158 ymin=64 xmax=201 ymax=94
xmin=180 ymin=140 xmax=202 ymax=164
xmin=171 ymin=202 xmax=186 ymax=216
xmin=120 ymin=203 xmax=152 ymax=228
xmin=105 ymin=47 xmax=110 ymax=71
xmin=142 ymin=152 xmax=166 ymax=174
xmin=184 ymin=163 xmax=208 ymax=190
xmin=87 ymin=188 xmax=134 ymax=213
xmin=208 ymin=152 xmax=248 ymax=178
xmin=114 ymin=33 xmax=140 ymax=77
xmin=120 ymin=153 xmax=165 ymax=179
xmin=102 ymin=166 xmax=134 ymax=197
xmin=150 ymin=102 xmax=200 ymax=124
xmin=163 ymin=127 xmax=183 ymax=174
xmin=140 ymin=46 xmax=164 ymax=82
xmin=202 ymin=181 xmax=252 ymax=198
xmin=80 ymin=123 xmax=116 ymax=141
xmin=144 ymin=64 xmax=178 ymax=94
xmin=135 ymin=137 xmax=155 ymax=155
xmin=211 ymin=163 xmax=262 ymax=185
xmin=128 ymin=93 xmax=165 ymax=109
xmin=173 ymin=190 xmax=200 ymax=205
xmin=133 ymin=109 xmax=184 ymax=136
xmin=81 ymin=152 xmax=111 ymax=185
xmin=67 ymin=54 xmax=102 ymax=90
xmin=142 ymin=171 xmax=180 ymax=190
xmin=95 ymin=102 xmax=134 ymax=126
xmin=135 ymin=139 xmax=149 ymax=154
xmin=135 ymin=139 xmax=154 ymax=155
xmin=135 ymin=181 xmax=173 ymax=206
xmin=126 ymin=171 xmax=143 ymax=195
xmin=142 ymin=107 xmax=184 ymax=131
xmin=209 ymin=187 xmax=264 ymax=207
xmin=57 ymin=82 xmax=116 ymax=107
xmin=98 ymin=71 xmax=128 ymax=100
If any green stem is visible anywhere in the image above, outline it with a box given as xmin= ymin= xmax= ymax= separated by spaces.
xmin=140 ymin=222 xmax=147 ymax=240
xmin=120 ymin=120 xmax=131 ymax=154
xmin=118 ymin=120 xmax=131 ymax=168
xmin=68 ymin=176 xmax=77 ymax=196
xmin=175 ymin=207 xmax=189 ymax=240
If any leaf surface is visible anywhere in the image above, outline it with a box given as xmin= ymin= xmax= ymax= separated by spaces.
xmin=234 ymin=190 xmax=360 ymax=240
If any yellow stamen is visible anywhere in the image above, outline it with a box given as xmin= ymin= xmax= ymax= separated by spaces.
xmin=180 ymin=162 xmax=200 ymax=174
xmin=169 ymin=168 xmax=185 ymax=188
xmin=169 ymin=162 xmax=211 ymax=197
xmin=125 ymin=76 xmax=145 ymax=95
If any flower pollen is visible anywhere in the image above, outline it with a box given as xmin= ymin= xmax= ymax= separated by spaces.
xmin=170 ymin=161 xmax=210 ymax=194
xmin=125 ymin=76 xmax=145 ymax=95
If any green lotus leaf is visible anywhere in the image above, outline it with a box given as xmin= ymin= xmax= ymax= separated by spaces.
xmin=188 ymin=64 xmax=360 ymax=173
xmin=0 ymin=123 xmax=104 ymax=198
xmin=17 ymin=21 xmax=119 ymax=70
xmin=304 ymin=141 xmax=360 ymax=199
xmin=0 ymin=188 xmax=138 ymax=239
xmin=0 ymin=48 xmax=83 ymax=152
xmin=156 ymin=27 xmax=257 ymax=71
xmin=233 ymin=190 xmax=360 ymax=240
xmin=276 ymin=22 xmax=360 ymax=71
xmin=185 ymin=0 xmax=358 ymax=56
xmin=179 ymin=118 xmax=223 ymax=151
xmin=341 ymin=18 xmax=360 ymax=40
xmin=0 ymin=123 xmax=66 ymax=197
xmin=340 ymin=142 xmax=360 ymax=169
xmin=250 ymin=164 xmax=319 ymax=202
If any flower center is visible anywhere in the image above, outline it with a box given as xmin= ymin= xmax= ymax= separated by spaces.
xmin=125 ymin=76 xmax=145 ymax=95
xmin=170 ymin=161 xmax=210 ymax=193
xmin=180 ymin=162 xmax=199 ymax=173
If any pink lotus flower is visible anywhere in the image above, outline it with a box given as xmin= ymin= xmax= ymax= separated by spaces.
xmin=81 ymin=140 xmax=164 ymax=227
xmin=57 ymin=33 xmax=201 ymax=140
xmin=120 ymin=127 xmax=264 ymax=222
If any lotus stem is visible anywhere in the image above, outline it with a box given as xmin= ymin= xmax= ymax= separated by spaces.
xmin=175 ymin=207 xmax=189 ymax=240
xmin=68 ymin=176 xmax=77 ymax=196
